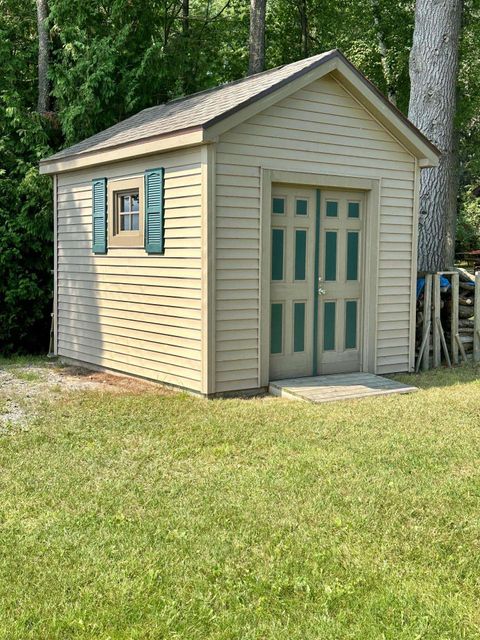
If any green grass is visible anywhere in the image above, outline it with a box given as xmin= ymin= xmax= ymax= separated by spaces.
xmin=0 ymin=354 xmax=55 ymax=367
xmin=1 ymin=365 xmax=480 ymax=639
xmin=9 ymin=369 xmax=44 ymax=382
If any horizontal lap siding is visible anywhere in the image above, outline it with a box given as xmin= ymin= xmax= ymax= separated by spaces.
xmin=215 ymin=164 xmax=261 ymax=392
xmin=57 ymin=148 xmax=203 ymax=390
xmin=215 ymin=75 xmax=416 ymax=390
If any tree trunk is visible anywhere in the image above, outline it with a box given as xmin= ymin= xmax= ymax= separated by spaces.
xmin=408 ymin=0 xmax=463 ymax=272
xmin=298 ymin=0 xmax=309 ymax=58
xmin=36 ymin=0 xmax=50 ymax=114
xmin=181 ymin=0 xmax=192 ymax=94
xmin=248 ymin=0 xmax=266 ymax=75
xmin=370 ymin=0 xmax=396 ymax=105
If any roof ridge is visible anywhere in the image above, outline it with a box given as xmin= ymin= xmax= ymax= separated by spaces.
xmin=153 ymin=51 xmax=333 ymax=111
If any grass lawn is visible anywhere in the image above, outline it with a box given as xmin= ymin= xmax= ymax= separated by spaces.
xmin=1 ymin=362 xmax=480 ymax=639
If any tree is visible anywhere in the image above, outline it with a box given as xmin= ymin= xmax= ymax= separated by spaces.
xmin=408 ymin=0 xmax=463 ymax=272
xmin=370 ymin=0 xmax=397 ymax=105
xmin=298 ymin=0 xmax=309 ymax=58
xmin=36 ymin=0 xmax=50 ymax=113
xmin=0 ymin=0 xmax=53 ymax=354
xmin=2 ymin=0 xmax=480 ymax=354
xmin=248 ymin=0 xmax=266 ymax=74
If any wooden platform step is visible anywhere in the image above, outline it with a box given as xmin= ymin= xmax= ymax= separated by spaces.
xmin=269 ymin=373 xmax=417 ymax=403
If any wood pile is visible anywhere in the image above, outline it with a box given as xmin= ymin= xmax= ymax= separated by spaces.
xmin=444 ymin=269 xmax=476 ymax=353
xmin=416 ymin=268 xmax=480 ymax=369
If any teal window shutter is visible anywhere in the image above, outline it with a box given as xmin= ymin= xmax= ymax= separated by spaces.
xmin=92 ymin=178 xmax=107 ymax=254
xmin=145 ymin=168 xmax=165 ymax=254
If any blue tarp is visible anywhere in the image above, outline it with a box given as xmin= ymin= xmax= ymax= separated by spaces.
xmin=417 ymin=275 xmax=451 ymax=299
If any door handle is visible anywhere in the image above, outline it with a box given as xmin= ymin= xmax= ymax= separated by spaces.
xmin=318 ymin=276 xmax=325 ymax=294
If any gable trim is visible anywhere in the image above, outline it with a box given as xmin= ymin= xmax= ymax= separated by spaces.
xmin=204 ymin=53 xmax=440 ymax=167
xmin=328 ymin=61 xmax=439 ymax=166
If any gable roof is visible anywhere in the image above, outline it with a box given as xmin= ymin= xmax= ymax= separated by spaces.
xmin=40 ymin=49 xmax=441 ymax=174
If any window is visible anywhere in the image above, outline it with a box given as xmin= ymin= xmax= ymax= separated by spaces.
xmin=272 ymin=197 xmax=285 ymax=214
xmin=326 ymin=201 xmax=338 ymax=217
xmin=108 ymin=177 xmax=144 ymax=248
xmin=295 ymin=198 xmax=308 ymax=216
xmin=117 ymin=191 xmax=139 ymax=231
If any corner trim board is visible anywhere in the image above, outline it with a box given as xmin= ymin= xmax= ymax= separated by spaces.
xmin=409 ymin=159 xmax=421 ymax=371
xmin=201 ymin=143 xmax=217 ymax=394
xmin=53 ymin=174 xmax=58 ymax=356
xmin=259 ymin=169 xmax=272 ymax=387
xmin=361 ymin=179 xmax=380 ymax=373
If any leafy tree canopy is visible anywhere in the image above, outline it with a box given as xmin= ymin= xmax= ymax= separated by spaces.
xmin=1 ymin=0 xmax=479 ymax=353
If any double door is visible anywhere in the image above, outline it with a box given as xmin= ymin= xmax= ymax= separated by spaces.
xmin=269 ymin=184 xmax=364 ymax=380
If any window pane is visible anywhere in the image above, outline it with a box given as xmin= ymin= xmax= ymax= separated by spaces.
xmin=345 ymin=300 xmax=358 ymax=349
xmin=346 ymin=232 xmax=359 ymax=281
xmin=131 ymin=194 xmax=139 ymax=212
xmin=272 ymin=197 xmax=285 ymax=214
xmin=293 ymin=302 xmax=305 ymax=352
xmin=270 ymin=303 xmax=283 ymax=354
xmin=120 ymin=195 xmax=130 ymax=212
xmin=131 ymin=213 xmax=139 ymax=231
xmin=324 ymin=231 xmax=337 ymax=281
xmin=271 ymin=229 xmax=284 ymax=281
xmin=295 ymin=199 xmax=308 ymax=216
xmin=348 ymin=202 xmax=360 ymax=218
xmin=323 ymin=301 xmax=336 ymax=351
xmin=326 ymin=201 xmax=338 ymax=217
xmin=294 ymin=230 xmax=307 ymax=280
xmin=120 ymin=214 xmax=130 ymax=231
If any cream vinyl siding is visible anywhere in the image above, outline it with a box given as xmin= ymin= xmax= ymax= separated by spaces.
xmin=215 ymin=74 xmax=416 ymax=391
xmin=56 ymin=147 xmax=203 ymax=391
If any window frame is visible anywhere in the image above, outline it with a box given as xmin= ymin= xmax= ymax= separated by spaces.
xmin=108 ymin=177 xmax=144 ymax=248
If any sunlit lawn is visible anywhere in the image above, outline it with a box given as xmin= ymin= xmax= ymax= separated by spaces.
xmin=1 ymin=361 xmax=480 ymax=639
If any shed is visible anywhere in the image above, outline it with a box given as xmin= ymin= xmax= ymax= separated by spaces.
xmin=40 ymin=49 xmax=440 ymax=396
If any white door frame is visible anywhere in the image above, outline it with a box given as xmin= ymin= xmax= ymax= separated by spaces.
xmin=259 ymin=168 xmax=381 ymax=387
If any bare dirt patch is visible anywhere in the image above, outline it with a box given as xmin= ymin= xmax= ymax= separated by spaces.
xmin=0 ymin=360 xmax=171 ymax=431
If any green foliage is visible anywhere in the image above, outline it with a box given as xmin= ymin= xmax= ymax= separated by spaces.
xmin=456 ymin=1 xmax=480 ymax=253
xmin=268 ymin=0 xmax=413 ymax=112
xmin=0 ymin=146 xmax=53 ymax=354
xmin=2 ymin=0 xmax=480 ymax=353
xmin=0 ymin=0 xmax=54 ymax=355
xmin=457 ymin=187 xmax=480 ymax=252
xmin=49 ymin=0 xmax=252 ymax=146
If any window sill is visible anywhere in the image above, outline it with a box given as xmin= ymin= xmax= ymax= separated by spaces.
xmin=107 ymin=246 xmax=146 ymax=250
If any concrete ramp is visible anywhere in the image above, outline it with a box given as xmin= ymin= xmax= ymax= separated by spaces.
xmin=269 ymin=373 xmax=417 ymax=403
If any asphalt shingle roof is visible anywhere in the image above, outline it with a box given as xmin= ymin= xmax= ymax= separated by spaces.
xmin=43 ymin=49 xmax=440 ymax=164
xmin=45 ymin=50 xmax=337 ymax=161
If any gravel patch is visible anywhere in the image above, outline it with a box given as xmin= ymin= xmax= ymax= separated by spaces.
xmin=0 ymin=360 xmax=166 ymax=432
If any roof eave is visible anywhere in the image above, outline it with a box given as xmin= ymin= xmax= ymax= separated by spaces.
xmin=39 ymin=127 xmax=205 ymax=175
